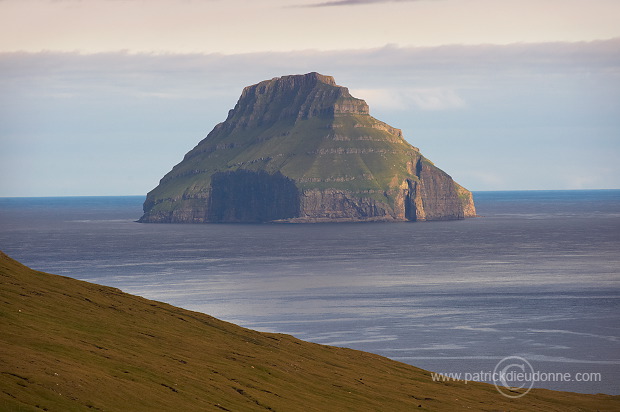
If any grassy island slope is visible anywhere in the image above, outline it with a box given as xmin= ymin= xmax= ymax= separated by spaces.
xmin=1 ymin=251 xmax=617 ymax=411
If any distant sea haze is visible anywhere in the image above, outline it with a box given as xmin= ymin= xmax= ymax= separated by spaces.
xmin=0 ymin=190 xmax=618 ymax=395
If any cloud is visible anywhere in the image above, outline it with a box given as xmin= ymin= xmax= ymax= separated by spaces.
xmin=3 ymin=38 xmax=617 ymax=113
xmin=1 ymin=39 xmax=619 ymax=195
xmin=351 ymin=88 xmax=466 ymax=111
xmin=2 ymin=39 xmax=618 ymax=127
xmin=299 ymin=0 xmax=425 ymax=7
xmin=406 ymin=88 xmax=466 ymax=111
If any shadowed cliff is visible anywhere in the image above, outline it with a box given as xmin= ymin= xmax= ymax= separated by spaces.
xmin=139 ymin=72 xmax=476 ymax=223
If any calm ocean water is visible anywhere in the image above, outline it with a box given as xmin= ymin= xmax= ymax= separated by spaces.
xmin=1 ymin=190 xmax=619 ymax=395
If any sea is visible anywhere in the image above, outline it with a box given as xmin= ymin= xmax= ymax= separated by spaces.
xmin=1 ymin=190 xmax=619 ymax=395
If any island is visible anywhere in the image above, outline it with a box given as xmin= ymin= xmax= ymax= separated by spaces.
xmin=139 ymin=72 xmax=476 ymax=223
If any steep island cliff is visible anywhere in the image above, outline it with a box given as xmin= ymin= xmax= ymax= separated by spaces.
xmin=139 ymin=72 xmax=476 ymax=223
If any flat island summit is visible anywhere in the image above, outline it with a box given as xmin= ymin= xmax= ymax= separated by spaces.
xmin=139 ymin=72 xmax=476 ymax=223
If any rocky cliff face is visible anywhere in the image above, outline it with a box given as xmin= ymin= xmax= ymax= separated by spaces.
xmin=139 ymin=72 xmax=476 ymax=223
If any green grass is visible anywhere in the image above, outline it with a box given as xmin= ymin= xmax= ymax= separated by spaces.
xmin=1 ymin=251 xmax=618 ymax=411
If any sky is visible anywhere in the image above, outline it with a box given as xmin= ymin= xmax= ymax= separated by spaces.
xmin=1 ymin=0 xmax=619 ymax=196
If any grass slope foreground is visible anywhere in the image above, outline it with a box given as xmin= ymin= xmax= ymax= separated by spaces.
xmin=0 ymin=251 xmax=617 ymax=411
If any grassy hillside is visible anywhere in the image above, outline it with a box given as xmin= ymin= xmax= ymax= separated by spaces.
xmin=1 ymin=251 xmax=617 ymax=411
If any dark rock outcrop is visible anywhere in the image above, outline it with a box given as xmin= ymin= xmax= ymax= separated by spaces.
xmin=208 ymin=170 xmax=299 ymax=222
xmin=139 ymin=72 xmax=475 ymax=223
